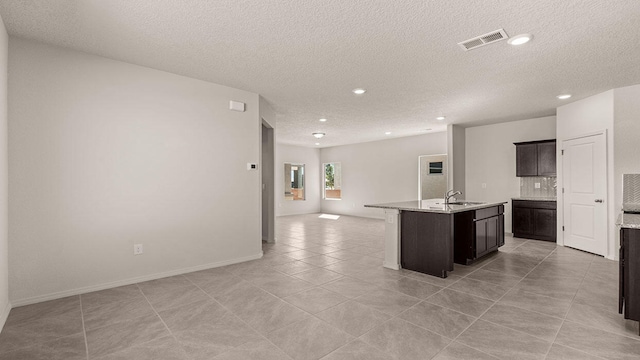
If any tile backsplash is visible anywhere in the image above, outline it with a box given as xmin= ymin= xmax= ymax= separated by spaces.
xmin=520 ymin=176 xmax=557 ymax=198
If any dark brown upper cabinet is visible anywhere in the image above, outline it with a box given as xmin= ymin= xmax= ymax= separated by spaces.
xmin=514 ymin=139 xmax=556 ymax=177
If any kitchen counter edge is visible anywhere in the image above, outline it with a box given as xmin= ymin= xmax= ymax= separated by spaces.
xmin=618 ymin=213 xmax=640 ymax=229
xmin=364 ymin=201 xmax=507 ymax=214
xmin=511 ymin=197 xmax=557 ymax=202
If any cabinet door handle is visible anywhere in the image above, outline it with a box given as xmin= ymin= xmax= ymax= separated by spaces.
xmin=595 ymin=199 xmax=604 ymax=203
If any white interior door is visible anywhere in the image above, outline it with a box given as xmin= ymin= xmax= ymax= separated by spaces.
xmin=562 ymin=133 xmax=607 ymax=255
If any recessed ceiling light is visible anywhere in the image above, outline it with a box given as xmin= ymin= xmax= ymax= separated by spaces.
xmin=385 ymin=131 xmax=392 ymax=135
xmin=319 ymin=118 xmax=327 ymax=122
xmin=352 ymin=88 xmax=366 ymax=95
xmin=557 ymin=94 xmax=572 ymax=100
xmin=507 ymin=34 xmax=533 ymax=46
xmin=315 ymin=142 xmax=320 ymax=146
xmin=436 ymin=116 xmax=446 ymax=121
xmin=313 ymin=132 xmax=325 ymax=138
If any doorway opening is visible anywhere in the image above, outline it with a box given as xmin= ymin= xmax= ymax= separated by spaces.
xmin=261 ymin=121 xmax=275 ymax=243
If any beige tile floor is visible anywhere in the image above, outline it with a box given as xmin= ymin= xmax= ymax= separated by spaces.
xmin=1 ymin=213 xmax=639 ymax=359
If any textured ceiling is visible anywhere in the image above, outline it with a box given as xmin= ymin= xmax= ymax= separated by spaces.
xmin=1 ymin=1 xmax=639 ymax=147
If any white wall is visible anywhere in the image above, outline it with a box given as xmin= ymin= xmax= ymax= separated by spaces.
xmin=0 ymin=15 xmax=9 ymax=328
xmin=447 ymin=124 xmax=466 ymax=194
xmin=557 ymin=90 xmax=615 ymax=259
xmin=8 ymin=38 xmax=263 ymax=304
xmin=465 ymin=116 xmax=557 ymax=233
xmin=319 ymin=132 xmax=447 ymax=219
xmin=276 ymin=144 xmax=321 ymax=216
xmin=614 ymin=84 xmax=640 ymax=210
xmin=614 ymin=84 xmax=640 ymax=254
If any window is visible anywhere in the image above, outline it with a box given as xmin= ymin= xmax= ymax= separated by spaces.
xmin=323 ymin=162 xmax=341 ymax=200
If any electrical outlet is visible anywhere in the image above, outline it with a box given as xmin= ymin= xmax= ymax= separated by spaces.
xmin=535 ymin=182 xmax=541 ymax=189
xmin=134 ymin=244 xmax=143 ymax=255
xmin=386 ymin=215 xmax=394 ymax=224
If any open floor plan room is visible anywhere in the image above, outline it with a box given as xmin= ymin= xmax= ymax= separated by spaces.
xmin=1 ymin=2 xmax=640 ymax=359
xmin=1 ymin=214 xmax=638 ymax=360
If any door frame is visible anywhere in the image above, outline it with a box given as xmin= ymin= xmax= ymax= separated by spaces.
xmin=261 ymin=119 xmax=275 ymax=243
xmin=557 ymin=130 xmax=611 ymax=258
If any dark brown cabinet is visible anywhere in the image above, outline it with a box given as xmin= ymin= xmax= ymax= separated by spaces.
xmin=454 ymin=205 xmax=505 ymax=265
xmin=400 ymin=205 xmax=505 ymax=277
xmin=476 ymin=212 xmax=504 ymax=258
xmin=512 ymin=200 xmax=556 ymax=242
xmin=514 ymin=139 xmax=556 ymax=177
xmin=400 ymin=211 xmax=454 ymax=278
xmin=620 ymin=227 xmax=640 ymax=335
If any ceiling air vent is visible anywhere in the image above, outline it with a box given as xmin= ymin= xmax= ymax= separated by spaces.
xmin=458 ymin=29 xmax=509 ymax=51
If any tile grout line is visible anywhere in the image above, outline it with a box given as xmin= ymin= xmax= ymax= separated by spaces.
xmin=545 ymin=253 xmax=640 ymax=355
xmin=309 ymin=235 xmax=519 ymax=358
xmin=78 ymin=295 xmax=89 ymax=360
xmin=273 ymin=223 xmax=628 ymax=359
xmin=265 ymin=238 xmax=397 ymax=358
xmin=427 ymin=240 xmax=560 ymax=359
xmin=540 ymin=253 xmax=599 ymax=359
xmin=133 ymin=283 xmax=185 ymax=356
xmin=414 ymin=249 xmax=525 ymax=359
xmin=264 ymin=256 xmax=405 ymax=354
xmin=559 ymin=258 xmax=640 ymax=341
xmin=329 ymin=263 xmax=476 ymax=358
xmin=183 ymin=269 xmax=297 ymax=360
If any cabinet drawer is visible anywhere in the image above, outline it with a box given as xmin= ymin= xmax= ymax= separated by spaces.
xmin=513 ymin=200 xmax=556 ymax=210
xmin=475 ymin=206 xmax=503 ymax=221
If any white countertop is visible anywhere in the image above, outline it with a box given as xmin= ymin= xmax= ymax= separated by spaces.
xmin=618 ymin=213 xmax=640 ymax=229
xmin=364 ymin=200 xmax=507 ymax=214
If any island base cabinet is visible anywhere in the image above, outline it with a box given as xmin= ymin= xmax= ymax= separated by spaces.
xmin=401 ymin=211 xmax=454 ymax=278
xmin=454 ymin=205 xmax=505 ymax=265
xmin=476 ymin=214 xmax=504 ymax=258
xmin=620 ymin=228 xmax=640 ymax=335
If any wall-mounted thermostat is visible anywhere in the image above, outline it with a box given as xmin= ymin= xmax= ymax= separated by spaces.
xmin=247 ymin=163 xmax=258 ymax=171
xmin=230 ymin=100 xmax=246 ymax=112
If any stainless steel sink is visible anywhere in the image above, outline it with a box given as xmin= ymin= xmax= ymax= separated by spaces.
xmin=442 ymin=201 xmax=485 ymax=206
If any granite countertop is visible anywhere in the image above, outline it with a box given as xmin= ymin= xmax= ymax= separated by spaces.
xmin=512 ymin=197 xmax=557 ymax=202
xmin=364 ymin=200 xmax=507 ymax=214
xmin=617 ymin=213 xmax=640 ymax=229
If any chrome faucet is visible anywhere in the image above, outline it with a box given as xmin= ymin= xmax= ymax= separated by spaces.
xmin=444 ymin=190 xmax=462 ymax=204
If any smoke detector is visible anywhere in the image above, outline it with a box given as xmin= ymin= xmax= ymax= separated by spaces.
xmin=458 ymin=29 xmax=509 ymax=51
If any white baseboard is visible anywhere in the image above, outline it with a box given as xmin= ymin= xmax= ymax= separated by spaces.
xmin=0 ymin=300 xmax=11 ymax=332
xmin=606 ymin=254 xmax=618 ymax=261
xmin=11 ymin=252 xmax=263 ymax=307
xmin=383 ymin=261 xmax=400 ymax=270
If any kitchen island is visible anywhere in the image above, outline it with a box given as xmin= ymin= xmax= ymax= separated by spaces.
xmin=365 ymin=200 xmax=506 ymax=278
xmin=617 ymin=213 xmax=640 ymax=335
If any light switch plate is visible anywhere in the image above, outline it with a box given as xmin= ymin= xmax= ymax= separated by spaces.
xmin=535 ymin=182 xmax=541 ymax=189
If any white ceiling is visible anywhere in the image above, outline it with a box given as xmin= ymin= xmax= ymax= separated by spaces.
xmin=1 ymin=1 xmax=639 ymax=148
